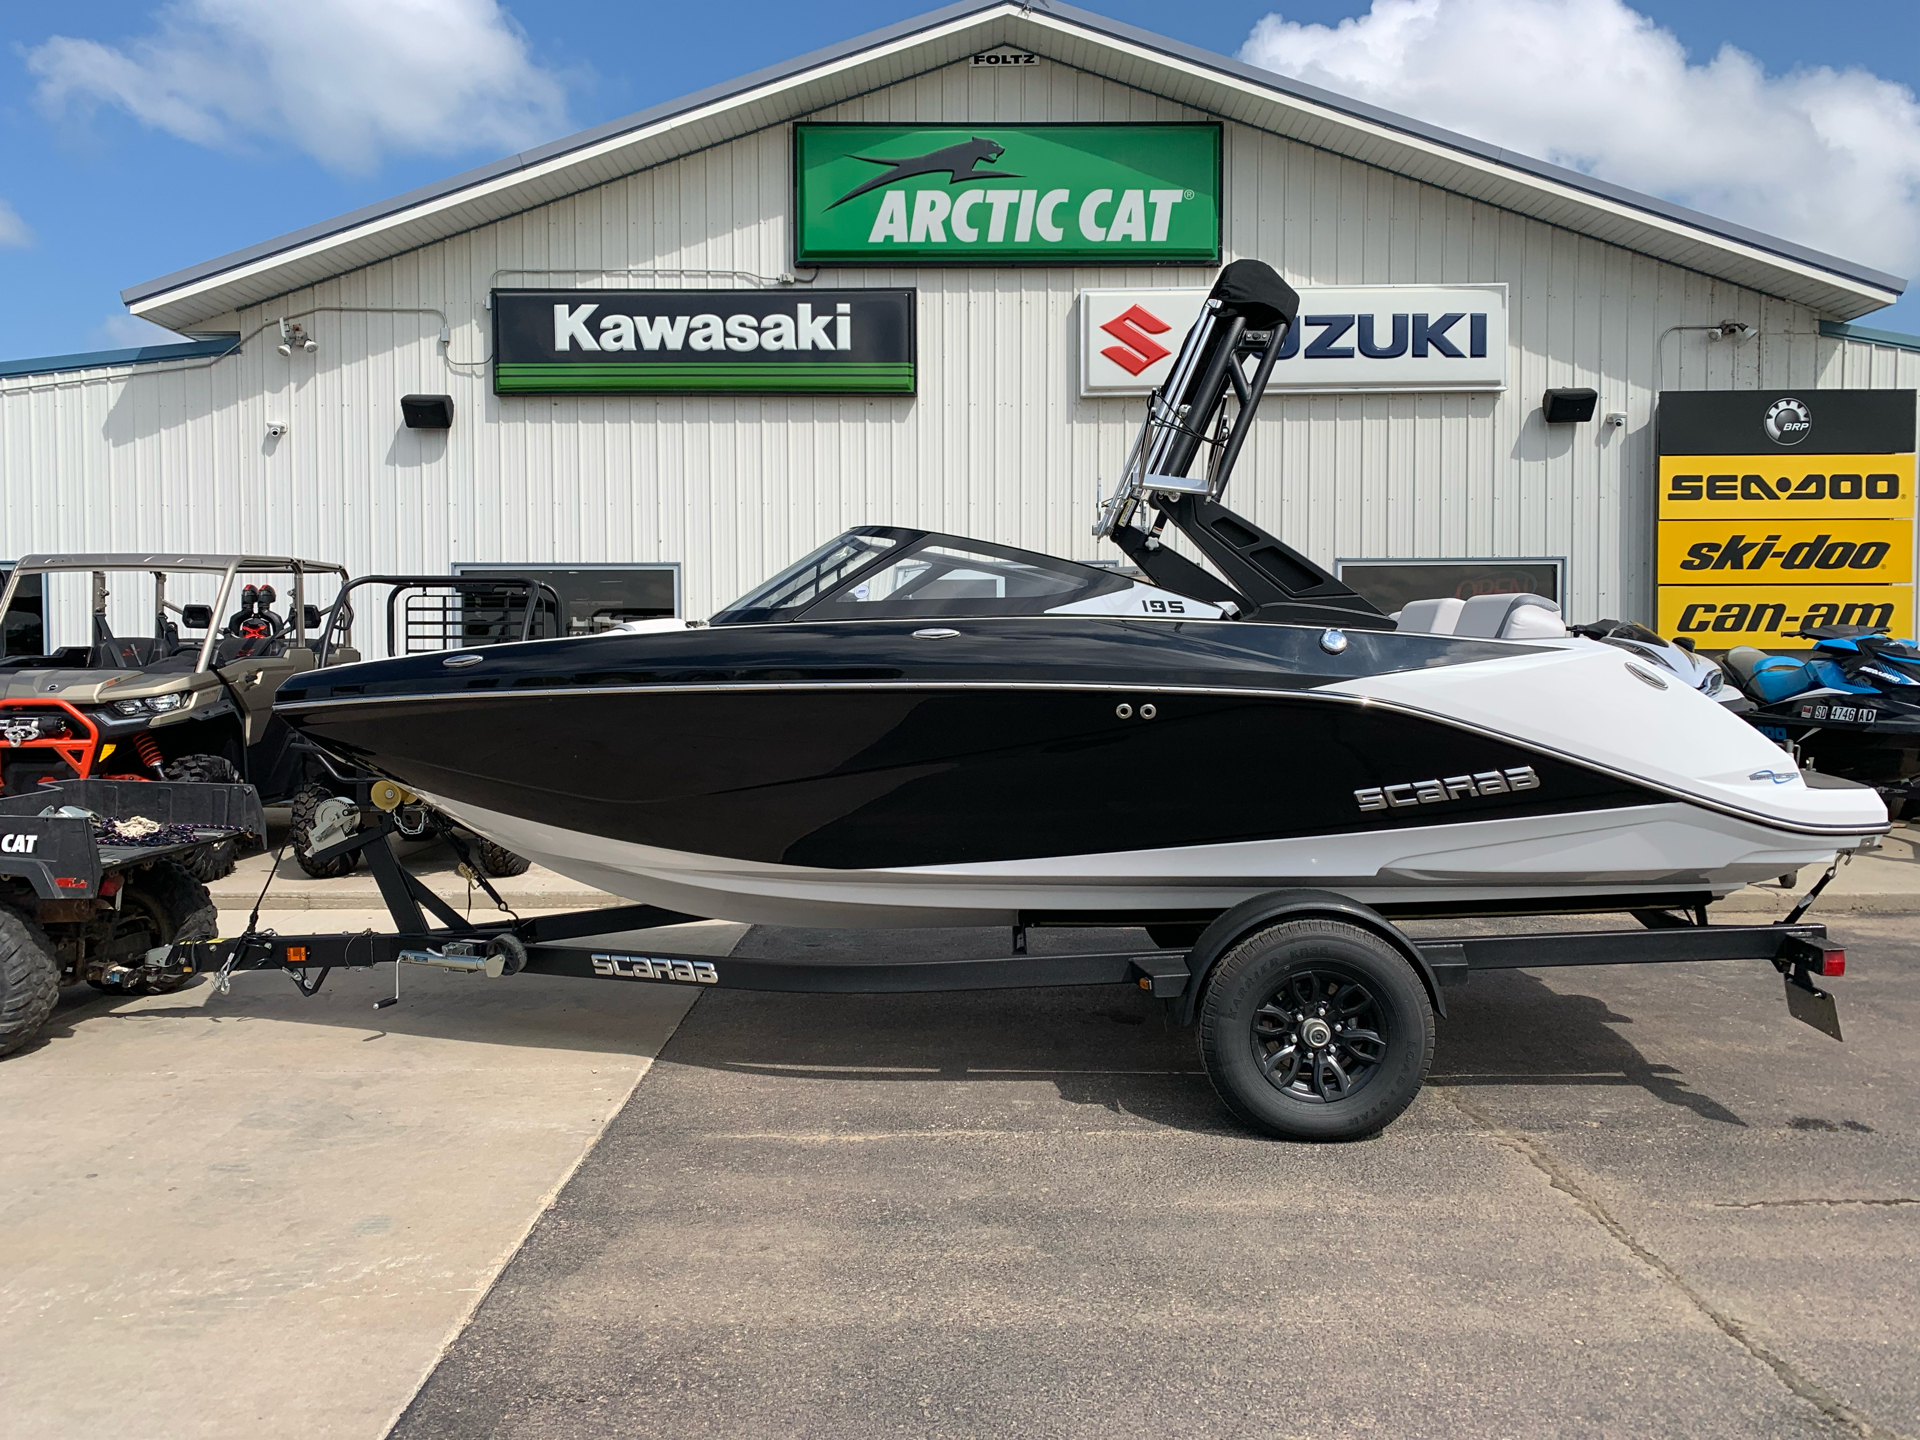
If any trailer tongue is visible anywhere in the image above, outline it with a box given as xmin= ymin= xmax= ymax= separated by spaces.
xmin=165 ymin=797 xmax=1850 ymax=1141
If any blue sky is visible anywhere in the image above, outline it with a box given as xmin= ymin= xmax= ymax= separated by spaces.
xmin=1 ymin=0 xmax=1915 ymax=361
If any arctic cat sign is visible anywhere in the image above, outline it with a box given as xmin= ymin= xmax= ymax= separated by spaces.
xmin=492 ymin=289 xmax=915 ymax=394
xmin=794 ymin=123 xmax=1220 ymax=265
xmin=1656 ymin=389 xmax=1916 ymax=649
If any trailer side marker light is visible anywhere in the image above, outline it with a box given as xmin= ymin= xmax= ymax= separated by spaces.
xmin=1139 ymin=977 xmax=1152 ymax=990
xmin=54 ymin=877 xmax=86 ymax=889
xmin=285 ymin=946 xmax=307 ymax=965
xmin=1817 ymin=948 xmax=1845 ymax=977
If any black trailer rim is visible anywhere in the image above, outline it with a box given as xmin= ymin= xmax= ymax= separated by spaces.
xmin=1251 ymin=964 xmax=1389 ymax=1104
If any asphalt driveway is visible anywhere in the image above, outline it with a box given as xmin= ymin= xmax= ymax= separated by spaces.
xmin=391 ymin=917 xmax=1918 ymax=1440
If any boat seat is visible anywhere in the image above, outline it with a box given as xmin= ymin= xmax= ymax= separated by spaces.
xmin=1453 ymin=593 xmax=1568 ymax=640
xmin=1726 ymin=646 xmax=1818 ymax=702
xmin=1394 ymin=597 xmax=1465 ymax=635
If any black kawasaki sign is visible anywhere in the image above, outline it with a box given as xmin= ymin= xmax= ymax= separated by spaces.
xmin=492 ymin=288 xmax=916 ymax=395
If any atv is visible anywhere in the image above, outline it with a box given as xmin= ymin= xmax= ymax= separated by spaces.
xmin=0 ymin=557 xmax=537 ymax=880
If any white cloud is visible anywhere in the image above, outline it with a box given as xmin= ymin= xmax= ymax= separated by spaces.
xmin=89 ymin=313 xmax=183 ymax=349
xmin=28 ymin=0 xmax=570 ymax=174
xmin=1239 ymin=0 xmax=1920 ymax=284
xmin=0 ymin=200 xmax=32 ymax=247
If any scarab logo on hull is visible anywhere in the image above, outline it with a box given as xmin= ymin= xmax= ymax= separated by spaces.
xmin=1355 ymin=766 xmax=1541 ymax=813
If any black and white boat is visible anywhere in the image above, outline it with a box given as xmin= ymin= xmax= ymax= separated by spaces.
xmin=275 ymin=262 xmax=1888 ymax=928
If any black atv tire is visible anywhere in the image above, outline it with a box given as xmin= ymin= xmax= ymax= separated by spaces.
xmin=0 ymin=906 xmax=61 ymax=1058
xmin=472 ymin=836 xmax=532 ymax=878
xmin=113 ymin=860 xmax=217 ymax=995
xmin=162 ymin=754 xmax=245 ymax=880
xmin=1198 ymin=919 xmax=1433 ymax=1142
xmin=290 ymin=782 xmax=359 ymax=879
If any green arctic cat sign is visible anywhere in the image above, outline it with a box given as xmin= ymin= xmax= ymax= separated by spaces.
xmin=794 ymin=123 xmax=1221 ymax=265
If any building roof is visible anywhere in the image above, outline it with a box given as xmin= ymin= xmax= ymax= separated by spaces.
xmin=122 ymin=0 xmax=1906 ymax=330
xmin=0 ymin=337 xmax=239 ymax=381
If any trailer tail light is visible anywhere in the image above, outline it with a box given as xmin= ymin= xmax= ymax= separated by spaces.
xmin=98 ymin=876 xmax=123 ymax=898
xmin=1814 ymin=948 xmax=1846 ymax=977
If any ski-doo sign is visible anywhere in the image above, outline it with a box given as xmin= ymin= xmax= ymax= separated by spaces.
xmin=1080 ymin=285 xmax=1508 ymax=395
xmin=794 ymin=123 xmax=1220 ymax=265
xmin=492 ymin=289 xmax=916 ymax=395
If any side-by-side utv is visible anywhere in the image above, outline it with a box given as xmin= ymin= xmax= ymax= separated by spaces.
xmin=0 ymin=556 xmax=533 ymax=879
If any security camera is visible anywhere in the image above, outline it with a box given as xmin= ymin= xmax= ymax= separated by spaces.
xmin=266 ymin=422 xmax=289 ymax=439
xmin=1604 ymin=411 xmax=1628 ymax=428
xmin=1710 ymin=321 xmax=1755 ymax=342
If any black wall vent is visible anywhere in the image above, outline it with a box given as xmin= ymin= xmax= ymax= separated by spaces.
xmin=401 ymin=394 xmax=454 ymax=430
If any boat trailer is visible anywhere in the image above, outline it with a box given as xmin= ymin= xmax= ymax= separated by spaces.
xmin=171 ymin=795 xmax=1852 ymax=1046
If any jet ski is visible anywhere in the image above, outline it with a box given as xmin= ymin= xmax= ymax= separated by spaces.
xmin=275 ymin=261 xmax=1888 ymax=927
xmin=1726 ymin=625 xmax=1920 ymax=820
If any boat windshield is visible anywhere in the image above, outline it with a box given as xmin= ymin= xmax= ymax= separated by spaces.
xmin=817 ymin=540 xmax=1127 ymax=619
xmin=710 ymin=532 xmax=899 ymax=624
xmin=710 ymin=529 xmax=1139 ymax=625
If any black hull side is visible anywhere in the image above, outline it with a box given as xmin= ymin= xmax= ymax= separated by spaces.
xmin=284 ymin=684 xmax=1664 ymax=870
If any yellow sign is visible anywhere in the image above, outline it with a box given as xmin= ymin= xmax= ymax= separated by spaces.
xmin=1656 ymin=519 xmax=1914 ymax=585
xmin=1658 ymin=584 xmax=1914 ymax=647
xmin=1657 ymin=454 xmax=1914 ymax=519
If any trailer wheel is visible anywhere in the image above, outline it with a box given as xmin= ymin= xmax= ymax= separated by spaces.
xmin=290 ymin=782 xmax=359 ymax=879
xmin=112 ymin=861 xmax=217 ymax=995
xmin=162 ymin=754 xmax=244 ymax=880
xmin=472 ymin=836 xmax=531 ymax=878
xmin=0 ymin=907 xmax=61 ymax=1057
xmin=1198 ymin=919 xmax=1433 ymax=1142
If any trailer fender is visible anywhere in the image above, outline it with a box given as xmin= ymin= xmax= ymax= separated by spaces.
xmin=1175 ymin=888 xmax=1445 ymax=1026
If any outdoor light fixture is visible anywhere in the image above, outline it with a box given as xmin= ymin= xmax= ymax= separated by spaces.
xmin=276 ymin=319 xmax=317 ymax=356
xmin=1709 ymin=320 xmax=1755 ymax=342
xmin=1541 ymin=388 xmax=1599 ymax=424
xmin=400 ymin=394 xmax=454 ymax=430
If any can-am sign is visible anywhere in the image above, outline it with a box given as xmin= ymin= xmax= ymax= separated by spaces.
xmin=1080 ymin=285 xmax=1509 ymax=395
xmin=492 ymin=289 xmax=915 ymax=394
xmin=795 ymin=124 xmax=1220 ymax=265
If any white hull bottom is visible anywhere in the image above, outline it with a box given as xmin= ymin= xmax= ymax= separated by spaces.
xmin=415 ymin=793 xmax=1873 ymax=928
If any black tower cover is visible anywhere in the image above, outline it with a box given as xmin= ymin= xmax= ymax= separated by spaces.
xmin=1207 ymin=260 xmax=1300 ymax=330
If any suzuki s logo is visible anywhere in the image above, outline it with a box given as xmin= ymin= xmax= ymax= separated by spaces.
xmin=0 ymin=833 xmax=39 ymax=853
xmin=830 ymin=138 xmax=1019 ymax=209
xmin=1355 ymin=766 xmax=1541 ymax=812
xmin=1765 ymin=397 xmax=1812 ymax=446
xmin=1099 ymin=304 xmax=1173 ymax=375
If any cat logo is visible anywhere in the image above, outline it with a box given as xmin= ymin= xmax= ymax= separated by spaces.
xmin=0 ymin=833 xmax=40 ymax=854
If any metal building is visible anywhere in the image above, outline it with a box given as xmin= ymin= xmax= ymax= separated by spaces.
xmin=1 ymin=0 xmax=1914 ymax=649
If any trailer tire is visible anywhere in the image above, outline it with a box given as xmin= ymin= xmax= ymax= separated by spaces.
xmin=472 ymin=836 xmax=531 ymax=878
xmin=1198 ymin=918 xmax=1432 ymax=1142
xmin=0 ymin=907 xmax=61 ymax=1057
xmin=290 ymin=782 xmax=359 ymax=879
xmin=115 ymin=861 xmax=217 ymax=995
xmin=162 ymin=754 xmax=245 ymax=880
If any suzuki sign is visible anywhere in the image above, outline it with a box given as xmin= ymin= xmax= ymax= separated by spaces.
xmin=1080 ymin=285 xmax=1509 ymax=396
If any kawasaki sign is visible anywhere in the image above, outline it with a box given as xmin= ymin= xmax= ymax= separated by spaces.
xmin=794 ymin=123 xmax=1220 ymax=265
xmin=491 ymin=289 xmax=915 ymax=395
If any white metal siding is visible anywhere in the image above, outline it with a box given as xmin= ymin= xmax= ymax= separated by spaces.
xmin=5 ymin=58 xmax=1916 ymax=648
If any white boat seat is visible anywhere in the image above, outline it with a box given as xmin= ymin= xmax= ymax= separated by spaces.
xmin=1454 ymin=593 xmax=1567 ymax=639
xmin=1722 ymin=646 xmax=1768 ymax=686
xmin=1395 ymin=597 xmax=1465 ymax=635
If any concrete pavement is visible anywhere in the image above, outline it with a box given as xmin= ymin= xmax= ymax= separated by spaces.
xmin=0 ymin=907 xmax=741 ymax=1440
xmin=393 ymin=918 xmax=1918 ymax=1440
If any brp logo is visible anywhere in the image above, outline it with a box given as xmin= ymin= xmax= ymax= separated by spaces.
xmin=1765 ymin=397 xmax=1812 ymax=446
xmin=1098 ymin=304 xmax=1172 ymax=376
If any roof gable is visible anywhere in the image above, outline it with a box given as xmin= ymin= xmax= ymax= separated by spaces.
xmin=123 ymin=0 xmax=1904 ymax=329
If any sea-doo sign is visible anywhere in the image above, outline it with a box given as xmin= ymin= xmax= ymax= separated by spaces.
xmin=1656 ymin=389 xmax=1916 ymax=649
xmin=1080 ymin=285 xmax=1508 ymax=395
xmin=492 ymin=288 xmax=916 ymax=395
xmin=794 ymin=123 xmax=1220 ymax=265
